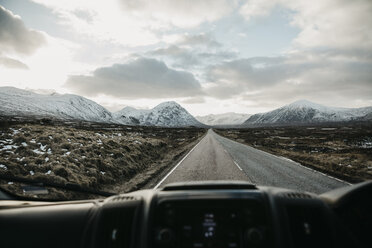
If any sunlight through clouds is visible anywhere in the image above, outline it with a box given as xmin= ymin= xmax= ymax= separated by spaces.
xmin=0 ymin=0 xmax=371 ymax=115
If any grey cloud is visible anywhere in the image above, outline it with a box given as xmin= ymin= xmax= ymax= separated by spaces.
xmin=151 ymin=45 xmax=187 ymax=57
xmin=178 ymin=33 xmax=221 ymax=47
xmin=205 ymin=52 xmax=372 ymax=108
xmin=65 ymin=57 xmax=204 ymax=99
xmin=149 ymin=44 xmax=237 ymax=70
xmin=0 ymin=5 xmax=45 ymax=55
xmin=0 ymin=56 xmax=28 ymax=69
xmin=240 ymin=77 xmax=372 ymax=110
xmin=119 ymin=0 xmax=235 ymax=28
xmin=206 ymin=56 xmax=303 ymax=96
xmin=198 ymin=51 xmax=237 ymax=60
xmin=72 ymin=9 xmax=94 ymax=23
xmin=150 ymin=45 xmax=200 ymax=67
xmin=181 ymin=96 xmax=206 ymax=104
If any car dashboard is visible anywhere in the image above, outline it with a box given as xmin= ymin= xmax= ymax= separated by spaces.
xmin=0 ymin=181 xmax=371 ymax=248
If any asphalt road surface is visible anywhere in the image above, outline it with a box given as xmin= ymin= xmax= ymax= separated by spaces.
xmin=156 ymin=129 xmax=349 ymax=194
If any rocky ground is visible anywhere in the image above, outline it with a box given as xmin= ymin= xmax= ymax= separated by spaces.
xmin=215 ymin=123 xmax=372 ymax=183
xmin=0 ymin=120 xmax=205 ymax=200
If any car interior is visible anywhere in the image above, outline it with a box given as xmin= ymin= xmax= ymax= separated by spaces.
xmin=0 ymin=180 xmax=371 ymax=248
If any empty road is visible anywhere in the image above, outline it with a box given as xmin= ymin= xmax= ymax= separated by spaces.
xmin=155 ymin=129 xmax=348 ymax=194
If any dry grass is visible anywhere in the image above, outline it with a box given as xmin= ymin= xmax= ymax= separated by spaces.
xmin=216 ymin=124 xmax=372 ymax=183
xmin=0 ymin=121 xmax=205 ymax=199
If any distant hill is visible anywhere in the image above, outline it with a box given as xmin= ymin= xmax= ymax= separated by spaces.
xmin=243 ymin=99 xmax=372 ymax=126
xmin=114 ymin=101 xmax=205 ymax=127
xmin=0 ymin=87 xmax=114 ymax=123
xmin=196 ymin=112 xmax=251 ymax=126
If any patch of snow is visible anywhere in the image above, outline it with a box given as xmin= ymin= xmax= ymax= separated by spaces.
xmin=10 ymin=128 xmax=20 ymax=135
xmin=321 ymin=128 xmax=337 ymax=131
xmin=21 ymin=142 xmax=28 ymax=147
xmin=40 ymin=144 xmax=47 ymax=151
xmin=0 ymin=164 xmax=7 ymax=170
xmin=45 ymin=157 xmax=49 ymax=162
xmin=29 ymin=170 xmax=35 ymax=176
xmin=45 ymin=170 xmax=52 ymax=175
xmin=33 ymin=149 xmax=45 ymax=155
xmin=0 ymin=144 xmax=18 ymax=151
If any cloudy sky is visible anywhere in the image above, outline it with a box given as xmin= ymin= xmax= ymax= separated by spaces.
xmin=0 ymin=0 xmax=371 ymax=115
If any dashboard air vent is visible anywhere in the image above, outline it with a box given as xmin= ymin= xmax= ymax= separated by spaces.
xmin=110 ymin=195 xmax=139 ymax=202
xmin=282 ymin=192 xmax=313 ymax=199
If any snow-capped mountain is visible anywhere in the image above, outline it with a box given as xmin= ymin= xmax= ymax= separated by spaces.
xmin=113 ymin=106 xmax=150 ymax=125
xmin=196 ymin=113 xmax=251 ymax=126
xmin=243 ymin=100 xmax=372 ymax=126
xmin=0 ymin=86 xmax=113 ymax=123
xmin=0 ymin=87 xmax=204 ymax=127
xmin=114 ymin=101 xmax=205 ymax=127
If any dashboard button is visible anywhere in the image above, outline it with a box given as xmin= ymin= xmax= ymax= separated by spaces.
xmin=156 ymin=228 xmax=174 ymax=245
xmin=246 ymin=228 xmax=264 ymax=245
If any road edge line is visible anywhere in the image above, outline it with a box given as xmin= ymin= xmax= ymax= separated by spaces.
xmin=275 ymin=155 xmax=352 ymax=186
xmin=153 ymin=137 xmax=204 ymax=189
xmin=215 ymin=130 xmax=352 ymax=186
xmin=233 ymin=161 xmax=243 ymax=171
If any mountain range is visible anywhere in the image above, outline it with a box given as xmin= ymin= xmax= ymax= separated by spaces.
xmin=243 ymin=99 xmax=372 ymax=126
xmin=0 ymin=87 xmax=204 ymax=127
xmin=1 ymin=87 xmax=371 ymax=127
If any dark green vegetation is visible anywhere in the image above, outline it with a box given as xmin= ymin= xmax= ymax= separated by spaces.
xmin=0 ymin=120 xmax=205 ymax=199
xmin=216 ymin=124 xmax=372 ymax=183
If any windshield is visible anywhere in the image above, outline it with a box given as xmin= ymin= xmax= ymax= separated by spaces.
xmin=0 ymin=0 xmax=371 ymax=200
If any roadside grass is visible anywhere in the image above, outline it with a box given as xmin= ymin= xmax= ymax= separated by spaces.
xmin=0 ymin=122 xmax=205 ymax=199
